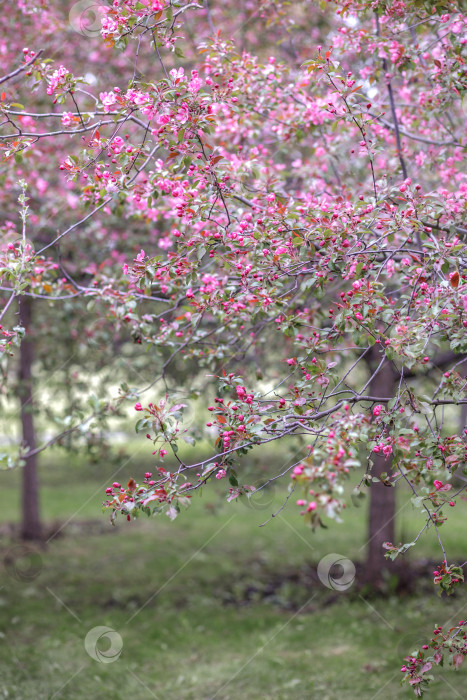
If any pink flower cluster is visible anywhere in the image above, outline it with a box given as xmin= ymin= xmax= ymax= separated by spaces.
xmin=100 ymin=91 xmax=118 ymax=112
xmin=47 ymin=65 xmax=69 ymax=95
xmin=372 ymin=442 xmax=393 ymax=457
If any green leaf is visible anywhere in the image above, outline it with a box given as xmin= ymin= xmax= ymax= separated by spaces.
xmin=135 ymin=418 xmax=148 ymax=433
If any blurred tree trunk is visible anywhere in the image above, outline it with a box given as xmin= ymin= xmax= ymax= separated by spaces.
xmin=366 ymin=356 xmax=396 ymax=585
xmin=18 ymin=295 xmax=42 ymax=540
xmin=461 ymin=368 xmax=467 ymax=437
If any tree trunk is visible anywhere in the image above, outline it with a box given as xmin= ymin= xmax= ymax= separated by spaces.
xmin=18 ymin=295 xmax=42 ymax=541
xmin=366 ymin=356 xmax=396 ymax=586
xmin=461 ymin=368 xmax=467 ymax=437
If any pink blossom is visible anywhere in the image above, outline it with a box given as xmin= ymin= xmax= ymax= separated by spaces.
xmin=61 ymin=112 xmax=74 ymax=126
xmin=188 ymin=70 xmax=202 ymax=94
xmin=99 ymin=91 xmax=117 ymax=113
xmin=47 ymin=65 xmax=69 ymax=95
xmin=111 ymin=136 xmax=125 ymax=154
xmin=175 ymin=104 xmax=190 ymax=124
xmin=36 ymin=178 xmax=48 ymax=195
xmin=101 ymin=17 xmax=119 ymax=39
xmin=170 ymin=67 xmax=185 ymax=83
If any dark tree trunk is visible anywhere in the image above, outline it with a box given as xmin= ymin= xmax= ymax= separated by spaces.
xmin=461 ymin=368 xmax=467 ymax=437
xmin=18 ymin=295 xmax=42 ymax=541
xmin=366 ymin=356 xmax=396 ymax=586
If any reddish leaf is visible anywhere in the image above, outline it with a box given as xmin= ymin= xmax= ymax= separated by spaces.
xmin=450 ymin=271 xmax=460 ymax=288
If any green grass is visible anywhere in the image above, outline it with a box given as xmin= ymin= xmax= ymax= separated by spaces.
xmin=1 ymin=446 xmax=467 ymax=699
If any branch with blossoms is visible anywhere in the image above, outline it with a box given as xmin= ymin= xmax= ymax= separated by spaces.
xmin=401 ymin=620 xmax=467 ymax=697
xmin=104 ymin=369 xmax=467 ymax=532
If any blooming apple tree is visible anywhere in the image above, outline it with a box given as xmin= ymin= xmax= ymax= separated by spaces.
xmin=0 ymin=0 xmax=466 ymax=693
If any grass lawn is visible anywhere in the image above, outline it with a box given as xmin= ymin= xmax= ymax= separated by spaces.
xmin=1 ymin=446 xmax=467 ymax=699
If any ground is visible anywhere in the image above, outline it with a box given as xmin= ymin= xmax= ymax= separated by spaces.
xmin=0 ymin=445 xmax=466 ymax=699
